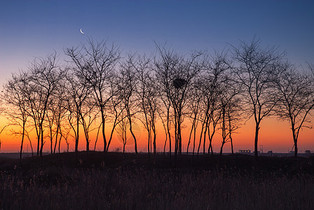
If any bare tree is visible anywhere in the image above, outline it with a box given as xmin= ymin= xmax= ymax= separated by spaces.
xmin=52 ymin=80 xmax=68 ymax=154
xmin=59 ymin=122 xmax=71 ymax=153
xmin=219 ymin=93 xmax=243 ymax=155
xmin=64 ymin=69 xmax=91 ymax=153
xmin=46 ymin=105 xmax=56 ymax=154
xmin=226 ymin=97 xmax=243 ymax=154
xmin=23 ymin=54 xmax=62 ymax=156
xmin=134 ymin=56 xmax=159 ymax=154
xmin=155 ymin=47 xmax=202 ymax=156
xmin=274 ymin=64 xmax=314 ymax=157
xmin=218 ymin=64 xmax=243 ymax=155
xmin=116 ymin=108 xmax=129 ymax=153
xmin=3 ymin=72 xmax=28 ymax=159
xmin=45 ymin=79 xmax=68 ymax=154
xmin=79 ymin=99 xmax=98 ymax=152
xmin=104 ymin=77 xmax=125 ymax=152
xmin=196 ymin=53 xmax=229 ymax=155
xmin=232 ymin=40 xmax=282 ymax=157
xmin=118 ymin=56 xmax=139 ymax=153
xmin=155 ymin=76 xmax=173 ymax=156
xmin=186 ymin=77 xmax=203 ymax=155
xmin=65 ymin=40 xmax=120 ymax=152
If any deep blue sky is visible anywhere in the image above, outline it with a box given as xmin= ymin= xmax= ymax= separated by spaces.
xmin=1 ymin=0 xmax=314 ymax=83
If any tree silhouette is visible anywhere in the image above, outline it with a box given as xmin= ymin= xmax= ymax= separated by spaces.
xmin=24 ymin=54 xmax=63 ymax=156
xmin=134 ymin=56 xmax=159 ymax=154
xmin=232 ymin=40 xmax=282 ymax=157
xmin=186 ymin=78 xmax=202 ymax=155
xmin=65 ymin=40 xmax=120 ymax=152
xmin=3 ymin=72 xmax=29 ymax=159
xmin=219 ymin=68 xmax=242 ymax=155
xmin=64 ymin=69 xmax=91 ymax=153
xmin=196 ymin=53 xmax=229 ymax=155
xmin=154 ymin=47 xmax=202 ymax=156
xmin=45 ymin=75 xmax=68 ymax=154
xmin=2 ymin=39 xmax=313 ymax=157
xmin=274 ymin=64 xmax=314 ymax=157
xmin=104 ymin=77 xmax=125 ymax=152
xmin=118 ymin=56 xmax=139 ymax=154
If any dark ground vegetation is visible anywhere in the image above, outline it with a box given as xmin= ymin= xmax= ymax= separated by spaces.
xmin=1 ymin=152 xmax=314 ymax=210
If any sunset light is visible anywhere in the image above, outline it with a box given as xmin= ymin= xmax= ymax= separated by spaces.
xmin=1 ymin=1 xmax=314 ymax=209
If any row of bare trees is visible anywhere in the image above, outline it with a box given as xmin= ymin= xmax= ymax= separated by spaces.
xmin=2 ymin=40 xmax=314 ymax=159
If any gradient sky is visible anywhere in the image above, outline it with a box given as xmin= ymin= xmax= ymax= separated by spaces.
xmin=0 ymin=0 xmax=314 ymax=152
xmin=1 ymin=0 xmax=314 ymax=78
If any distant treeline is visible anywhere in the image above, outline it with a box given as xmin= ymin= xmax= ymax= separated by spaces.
xmin=2 ymin=39 xmax=314 ymax=159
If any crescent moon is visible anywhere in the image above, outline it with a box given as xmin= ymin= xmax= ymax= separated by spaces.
xmin=80 ymin=28 xmax=84 ymax=34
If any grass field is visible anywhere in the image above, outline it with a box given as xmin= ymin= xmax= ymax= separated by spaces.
xmin=1 ymin=152 xmax=314 ymax=210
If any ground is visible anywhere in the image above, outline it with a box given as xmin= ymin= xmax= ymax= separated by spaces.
xmin=1 ymin=152 xmax=314 ymax=209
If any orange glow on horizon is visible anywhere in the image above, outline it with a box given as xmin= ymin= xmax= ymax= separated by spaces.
xmin=0 ymin=115 xmax=313 ymax=154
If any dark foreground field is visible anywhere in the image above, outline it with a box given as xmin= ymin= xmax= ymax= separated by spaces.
xmin=1 ymin=152 xmax=314 ymax=210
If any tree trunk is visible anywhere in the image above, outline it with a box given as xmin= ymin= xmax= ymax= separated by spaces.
xmin=50 ymin=127 xmax=53 ymax=154
xmin=220 ymin=142 xmax=225 ymax=156
xmin=152 ymin=120 xmax=157 ymax=155
xmin=294 ymin=140 xmax=298 ymax=157
xmin=94 ymin=124 xmax=101 ymax=151
xmin=75 ymin=115 xmax=80 ymax=154
xmin=193 ymin=124 xmax=197 ymax=155
xmin=86 ymin=138 xmax=89 ymax=152
xmin=230 ymin=134 xmax=234 ymax=154
xmin=174 ymin=110 xmax=178 ymax=156
xmin=291 ymin=122 xmax=298 ymax=157
xmin=54 ymin=124 xmax=59 ymax=154
xmin=167 ymin=108 xmax=171 ymax=157
xmin=254 ymin=122 xmax=260 ymax=158
xmin=208 ymin=126 xmax=214 ymax=155
xmin=20 ymin=122 xmax=26 ymax=160
xmin=58 ymin=128 xmax=62 ymax=153
xmin=178 ymin=110 xmax=182 ymax=155
xmin=203 ymin=115 xmax=210 ymax=154
xmin=197 ymin=122 xmax=205 ymax=154
xmin=187 ymin=120 xmax=195 ymax=154
xmin=40 ymin=127 xmax=44 ymax=157
xmin=127 ymin=110 xmax=138 ymax=154
xmin=83 ymin=124 xmax=90 ymax=152
xmin=159 ymin=112 xmax=168 ymax=154
xmin=203 ymin=124 xmax=208 ymax=154
xmin=228 ymin=113 xmax=234 ymax=154
xmin=220 ymin=106 xmax=226 ymax=155
xmin=147 ymin=128 xmax=151 ymax=153
xmin=101 ymin=109 xmax=107 ymax=153
xmin=106 ymin=123 xmax=117 ymax=152
xmin=36 ymin=133 xmax=40 ymax=156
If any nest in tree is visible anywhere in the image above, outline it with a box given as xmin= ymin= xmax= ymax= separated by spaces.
xmin=173 ymin=78 xmax=187 ymax=89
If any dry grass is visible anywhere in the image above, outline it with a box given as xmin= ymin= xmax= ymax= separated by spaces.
xmin=0 ymin=152 xmax=314 ymax=210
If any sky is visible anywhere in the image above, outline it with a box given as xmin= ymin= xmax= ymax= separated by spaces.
xmin=0 ymin=0 xmax=314 ymax=153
